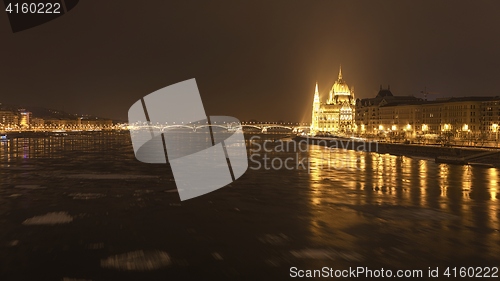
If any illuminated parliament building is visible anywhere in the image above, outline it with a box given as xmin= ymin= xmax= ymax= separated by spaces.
xmin=310 ymin=66 xmax=500 ymax=142
xmin=311 ymin=66 xmax=356 ymax=133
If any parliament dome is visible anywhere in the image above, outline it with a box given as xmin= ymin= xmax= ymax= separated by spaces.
xmin=331 ymin=66 xmax=351 ymax=96
xmin=328 ymin=65 xmax=354 ymax=105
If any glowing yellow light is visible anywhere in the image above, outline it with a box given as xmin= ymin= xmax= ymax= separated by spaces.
xmin=379 ymin=125 xmax=384 ymax=131
xmin=489 ymin=168 xmax=498 ymax=201
xmin=492 ymin=123 xmax=498 ymax=132
xmin=406 ymin=124 xmax=411 ymax=130
xmin=391 ymin=125 xmax=397 ymax=131
xmin=422 ymin=124 xmax=428 ymax=132
xmin=462 ymin=124 xmax=469 ymax=131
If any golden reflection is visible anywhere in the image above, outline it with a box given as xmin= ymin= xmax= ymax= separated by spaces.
xmin=307 ymin=146 xmax=325 ymax=207
xmin=358 ymin=151 xmax=366 ymax=171
xmin=439 ymin=164 xmax=449 ymax=197
xmin=460 ymin=166 xmax=474 ymax=228
xmin=488 ymin=168 xmax=498 ymax=201
xmin=372 ymin=154 xmax=385 ymax=194
xmin=415 ymin=159 xmax=426 ymax=207
xmin=419 ymin=160 xmax=427 ymax=190
xmin=388 ymin=156 xmax=397 ymax=195
xmin=302 ymin=141 xmax=500 ymax=251
xmin=376 ymin=157 xmax=384 ymax=191
xmin=306 ymin=145 xmax=370 ymax=248
xmin=462 ymin=166 xmax=472 ymax=200
xmin=487 ymin=168 xmax=499 ymax=232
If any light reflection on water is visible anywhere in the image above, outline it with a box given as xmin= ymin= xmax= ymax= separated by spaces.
xmin=0 ymin=133 xmax=123 ymax=161
xmin=1 ymin=133 xmax=499 ymax=278
xmin=304 ymin=143 xmax=500 ymax=266
xmin=2 ymin=135 xmax=499 ymax=235
xmin=306 ymin=144 xmax=499 ymax=205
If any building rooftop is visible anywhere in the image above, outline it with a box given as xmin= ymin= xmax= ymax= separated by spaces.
xmin=376 ymin=85 xmax=393 ymax=98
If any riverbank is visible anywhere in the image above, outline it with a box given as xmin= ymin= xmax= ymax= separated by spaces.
xmin=294 ymin=136 xmax=500 ymax=167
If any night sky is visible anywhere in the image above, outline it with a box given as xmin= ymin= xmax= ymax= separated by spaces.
xmin=1 ymin=0 xmax=500 ymax=122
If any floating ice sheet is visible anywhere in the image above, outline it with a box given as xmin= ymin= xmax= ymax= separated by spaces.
xmin=379 ymin=208 xmax=458 ymax=221
xmin=290 ymin=248 xmax=363 ymax=262
xmin=15 ymin=185 xmax=45 ymax=189
xmin=100 ymin=250 xmax=171 ymax=271
xmin=22 ymin=212 xmax=73 ymax=225
xmin=69 ymin=193 xmax=105 ymax=200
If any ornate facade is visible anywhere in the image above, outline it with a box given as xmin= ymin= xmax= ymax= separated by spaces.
xmin=310 ymin=68 xmax=500 ymax=144
xmin=356 ymin=91 xmax=500 ymax=141
xmin=311 ymin=66 xmax=356 ymax=133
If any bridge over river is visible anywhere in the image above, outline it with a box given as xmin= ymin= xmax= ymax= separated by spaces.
xmin=127 ymin=122 xmax=311 ymax=133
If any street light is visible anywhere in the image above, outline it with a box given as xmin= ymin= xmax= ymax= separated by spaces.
xmin=462 ymin=124 xmax=469 ymax=145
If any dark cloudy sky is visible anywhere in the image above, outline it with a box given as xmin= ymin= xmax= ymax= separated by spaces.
xmin=1 ymin=0 xmax=500 ymax=122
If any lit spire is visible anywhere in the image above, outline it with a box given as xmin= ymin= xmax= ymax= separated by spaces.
xmin=338 ymin=65 xmax=342 ymax=80
xmin=314 ymin=82 xmax=320 ymax=103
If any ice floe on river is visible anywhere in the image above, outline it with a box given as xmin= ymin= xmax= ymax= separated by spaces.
xmin=100 ymin=250 xmax=171 ymax=271
xmin=22 ymin=212 xmax=73 ymax=225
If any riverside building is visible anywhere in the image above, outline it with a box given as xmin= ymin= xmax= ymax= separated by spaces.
xmin=355 ymin=89 xmax=500 ymax=142
xmin=310 ymin=71 xmax=500 ymax=142
xmin=311 ymin=66 xmax=356 ymax=133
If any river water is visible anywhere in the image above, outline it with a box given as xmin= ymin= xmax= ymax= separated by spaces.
xmin=0 ymin=132 xmax=499 ymax=280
